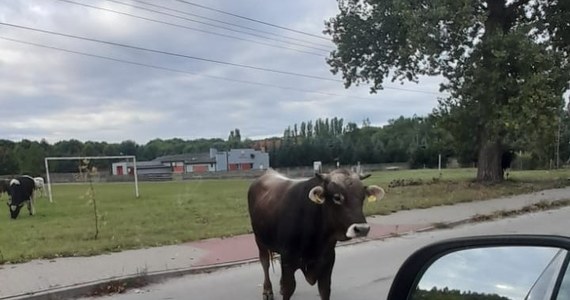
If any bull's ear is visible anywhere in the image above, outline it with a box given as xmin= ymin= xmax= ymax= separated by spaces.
xmin=366 ymin=185 xmax=385 ymax=203
xmin=359 ymin=174 xmax=371 ymax=180
xmin=308 ymin=186 xmax=325 ymax=204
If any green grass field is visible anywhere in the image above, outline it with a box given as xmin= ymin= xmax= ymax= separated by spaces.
xmin=1 ymin=168 xmax=569 ymax=264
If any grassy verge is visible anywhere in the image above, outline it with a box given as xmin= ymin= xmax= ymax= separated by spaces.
xmin=0 ymin=168 xmax=569 ymax=264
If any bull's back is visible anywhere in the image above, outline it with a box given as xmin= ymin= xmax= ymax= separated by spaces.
xmin=247 ymin=173 xmax=298 ymax=245
xmin=247 ymin=172 xmax=321 ymax=255
xmin=247 ymin=174 xmax=289 ymax=223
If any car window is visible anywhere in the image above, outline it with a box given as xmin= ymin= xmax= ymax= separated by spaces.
xmin=555 ymin=259 xmax=570 ymax=300
xmin=525 ymin=250 xmax=567 ymax=300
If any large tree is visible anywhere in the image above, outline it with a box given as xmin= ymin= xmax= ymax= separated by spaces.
xmin=325 ymin=0 xmax=570 ymax=181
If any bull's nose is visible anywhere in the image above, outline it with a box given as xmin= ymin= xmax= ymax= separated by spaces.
xmin=346 ymin=223 xmax=370 ymax=238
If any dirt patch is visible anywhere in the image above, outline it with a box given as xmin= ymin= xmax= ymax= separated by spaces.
xmin=470 ymin=199 xmax=570 ymax=223
xmin=87 ymin=276 xmax=151 ymax=297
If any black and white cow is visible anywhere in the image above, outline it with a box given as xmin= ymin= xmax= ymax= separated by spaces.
xmin=33 ymin=176 xmax=45 ymax=198
xmin=6 ymin=175 xmax=36 ymax=219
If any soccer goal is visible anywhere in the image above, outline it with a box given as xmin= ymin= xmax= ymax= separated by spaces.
xmin=44 ymin=156 xmax=140 ymax=203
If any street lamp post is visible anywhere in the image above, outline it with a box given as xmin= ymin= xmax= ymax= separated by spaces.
xmin=557 ymin=113 xmax=561 ymax=169
xmin=559 ymin=98 xmax=570 ymax=168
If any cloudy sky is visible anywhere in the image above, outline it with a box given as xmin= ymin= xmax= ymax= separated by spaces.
xmin=418 ymin=246 xmax=563 ymax=300
xmin=0 ymin=0 xmax=444 ymax=144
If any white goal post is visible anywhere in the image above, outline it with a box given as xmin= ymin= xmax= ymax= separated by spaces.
xmin=44 ymin=156 xmax=140 ymax=203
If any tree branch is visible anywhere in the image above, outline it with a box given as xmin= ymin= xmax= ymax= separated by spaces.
xmin=507 ymin=0 xmax=531 ymax=15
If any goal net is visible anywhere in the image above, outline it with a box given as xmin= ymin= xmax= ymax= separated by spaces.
xmin=44 ymin=156 xmax=140 ymax=203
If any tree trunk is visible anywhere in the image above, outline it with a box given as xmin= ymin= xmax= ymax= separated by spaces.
xmin=477 ymin=141 xmax=503 ymax=182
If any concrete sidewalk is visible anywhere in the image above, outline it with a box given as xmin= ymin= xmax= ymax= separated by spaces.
xmin=1 ymin=187 xmax=569 ymax=300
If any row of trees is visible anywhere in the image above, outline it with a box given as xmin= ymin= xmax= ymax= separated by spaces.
xmin=270 ymin=116 xmax=453 ymax=168
xmin=2 ymin=107 xmax=570 ymax=176
xmin=270 ymin=113 xmax=570 ymax=169
xmin=0 ymin=130 xmax=251 ymax=176
xmin=413 ymin=287 xmax=511 ymax=300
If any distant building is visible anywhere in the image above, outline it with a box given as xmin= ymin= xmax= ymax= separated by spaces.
xmin=111 ymin=161 xmax=170 ymax=176
xmin=155 ymin=153 xmax=216 ymax=174
xmin=226 ymin=148 xmax=268 ymax=171
xmin=111 ymin=148 xmax=269 ymax=176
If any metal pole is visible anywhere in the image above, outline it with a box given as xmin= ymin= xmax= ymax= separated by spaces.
xmin=45 ymin=158 xmax=53 ymax=203
xmin=557 ymin=114 xmax=561 ymax=169
xmin=133 ymin=156 xmax=139 ymax=198
xmin=438 ymin=154 xmax=442 ymax=177
xmin=45 ymin=155 xmax=139 ymax=199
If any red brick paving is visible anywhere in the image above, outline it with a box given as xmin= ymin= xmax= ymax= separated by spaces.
xmin=191 ymin=234 xmax=258 ymax=267
xmin=190 ymin=223 xmax=428 ymax=267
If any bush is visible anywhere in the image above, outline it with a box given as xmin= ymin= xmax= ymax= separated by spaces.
xmin=511 ymin=152 xmax=541 ymax=170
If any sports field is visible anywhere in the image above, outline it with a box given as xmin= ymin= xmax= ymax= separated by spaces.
xmin=1 ymin=168 xmax=569 ymax=264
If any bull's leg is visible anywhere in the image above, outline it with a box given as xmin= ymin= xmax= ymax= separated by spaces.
xmin=280 ymin=257 xmax=297 ymax=300
xmin=256 ymin=239 xmax=274 ymax=300
xmin=317 ymin=250 xmax=336 ymax=300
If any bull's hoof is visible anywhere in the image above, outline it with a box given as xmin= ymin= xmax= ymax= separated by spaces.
xmin=262 ymin=291 xmax=274 ymax=300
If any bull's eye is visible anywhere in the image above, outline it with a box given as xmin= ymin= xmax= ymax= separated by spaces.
xmin=332 ymin=194 xmax=344 ymax=205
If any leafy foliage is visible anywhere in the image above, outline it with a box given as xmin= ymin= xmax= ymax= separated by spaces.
xmin=0 ymin=130 xmax=251 ymax=175
xmin=325 ymin=0 xmax=570 ymax=181
xmin=271 ymin=116 xmax=454 ymax=168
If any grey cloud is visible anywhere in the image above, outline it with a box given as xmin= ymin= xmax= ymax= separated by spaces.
xmin=0 ymin=0 xmax=447 ymax=144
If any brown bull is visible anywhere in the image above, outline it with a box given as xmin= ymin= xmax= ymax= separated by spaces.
xmin=247 ymin=168 xmax=385 ymax=300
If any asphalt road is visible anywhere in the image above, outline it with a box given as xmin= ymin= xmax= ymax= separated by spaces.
xmin=86 ymin=206 xmax=570 ymax=300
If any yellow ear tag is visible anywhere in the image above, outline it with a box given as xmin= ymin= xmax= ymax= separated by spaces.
xmin=367 ymin=195 xmax=377 ymax=203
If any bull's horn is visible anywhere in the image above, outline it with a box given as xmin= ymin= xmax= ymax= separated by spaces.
xmin=359 ymin=174 xmax=371 ymax=180
xmin=308 ymin=186 xmax=325 ymax=204
xmin=315 ymin=172 xmax=330 ymax=182
xmin=366 ymin=185 xmax=385 ymax=202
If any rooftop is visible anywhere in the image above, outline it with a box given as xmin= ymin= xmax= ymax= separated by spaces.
xmin=153 ymin=153 xmax=216 ymax=164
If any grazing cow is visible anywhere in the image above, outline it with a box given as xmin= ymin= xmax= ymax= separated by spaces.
xmin=6 ymin=175 xmax=36 ymax=219
xmin=248 ymin=169 xmax=385 ymax=300
xmin=33 ymin=177 xmax=46 ymax=198
xmin=502 ymin=150 xmax=516 ymax=179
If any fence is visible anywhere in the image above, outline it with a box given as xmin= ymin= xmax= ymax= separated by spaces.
xmin=1 ymin=162 xmax=412 ymax=183
xmin=6 ymin=158 xmax=570 ymax=183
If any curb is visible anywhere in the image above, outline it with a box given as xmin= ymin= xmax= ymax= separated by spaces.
xmin=5 ymin=199 xmax=568 ymax=300
xmin=3 ymin=230 xmax=427 ymax=300
xmin=2 ymin=259 xmax=260 ymax=300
